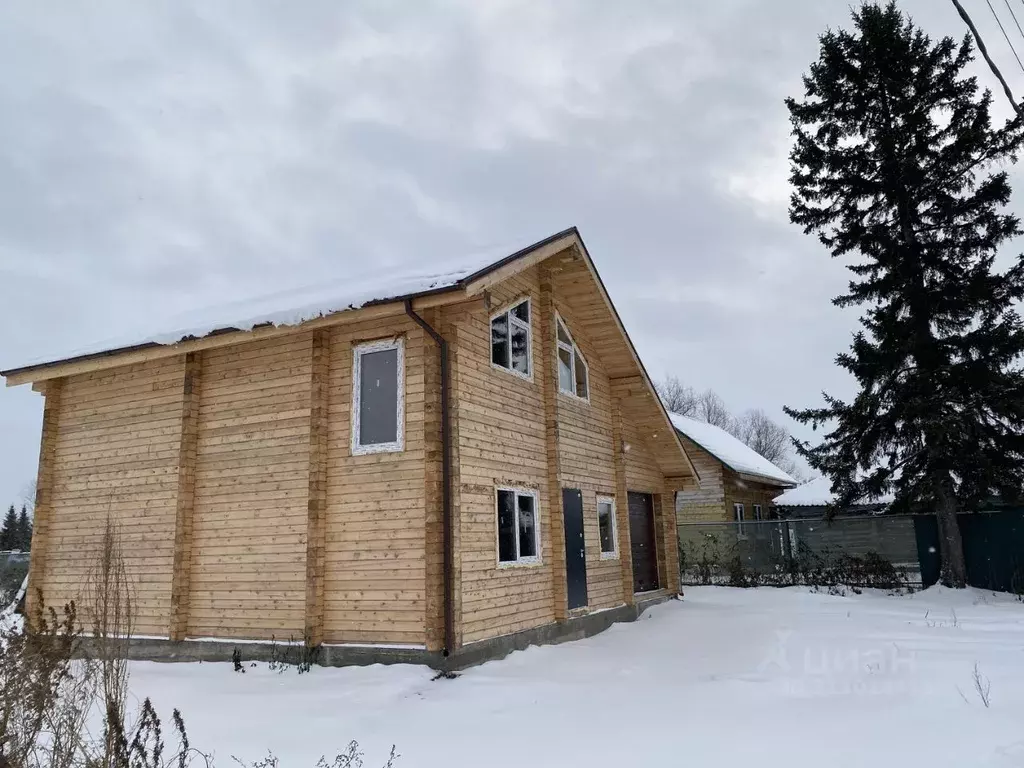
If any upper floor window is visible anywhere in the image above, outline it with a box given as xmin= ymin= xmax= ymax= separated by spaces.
xmin=556 ymin=316 xmax=589 ymax=400
xmin=352 ymin=338 xmax=404 ymax=455
xmin=491 ymin=298 xmax=532 ymax=378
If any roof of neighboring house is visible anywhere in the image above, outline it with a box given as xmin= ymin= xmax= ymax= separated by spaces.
xmin=773 ymin=475 xmax=895 ymax=508
xmin=668 ymin=412 xmax=797 ymax=487
xmin=1 ymin=228 xmax=576 ymax=378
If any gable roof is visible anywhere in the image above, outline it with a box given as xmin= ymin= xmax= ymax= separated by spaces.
xmin=773 ymin=475 xmax=894 ymax=508
xmin=2 ymin=226 xmax=699 ymax=483
xmin=668 ymin=412 xmax=796 ymax=487
xmin=1 ymin=228 xmax=576 ymax=382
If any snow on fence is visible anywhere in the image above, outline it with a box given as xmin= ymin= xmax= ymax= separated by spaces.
xmin=677 ymin=516 xmax=923 ymax=590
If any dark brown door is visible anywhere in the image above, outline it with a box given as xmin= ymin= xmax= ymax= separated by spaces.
xmin=562 ymin=488 xmax=588 ymax=610
xmin=629 ymin=492 xmax=659 ymax=593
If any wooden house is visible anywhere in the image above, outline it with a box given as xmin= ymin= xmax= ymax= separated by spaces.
xmin=670 ymin=413 xmax=796 ymax=528
xmin=2 ymin=227 xmax=700 ymax=668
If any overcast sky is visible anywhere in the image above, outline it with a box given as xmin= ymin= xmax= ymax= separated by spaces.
xmin=2 ymin=0 xmax=1024 ymax=504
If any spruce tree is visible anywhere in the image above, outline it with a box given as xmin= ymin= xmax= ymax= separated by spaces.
xmin=0 ymin=505 xmax=16 ymax=551
xmin=786 ymin=2 xmax=1024 ymax=587
xmin=16 ymin=506 xmax=31 ymax=551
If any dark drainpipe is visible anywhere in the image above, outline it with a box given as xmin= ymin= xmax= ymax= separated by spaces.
xmin=404 ymin=300 xmax=455 ymax=657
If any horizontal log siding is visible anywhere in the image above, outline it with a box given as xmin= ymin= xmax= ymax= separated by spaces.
xmin=455 ymin=268 xmax=555 ymax=644
xmin=552 ymin=293 xmax=624 ymax=611
xmin=674 ymin=436 xmax=727 ymax=522
xmin=45 ymin=357 xmax=185 ymax=636
xmin=321 ymin=317 xmax=427 ymax=646
xmin=723 ymin=471 xmax=782 ymax=521
xmin=187 ymin=334 xmax=312 ymax=640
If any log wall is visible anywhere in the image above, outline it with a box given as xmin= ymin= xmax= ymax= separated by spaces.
xmin=25 ymin=255 xmax=681 ymax=648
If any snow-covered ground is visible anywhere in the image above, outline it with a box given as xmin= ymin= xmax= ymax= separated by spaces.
xmin=131 ymin=587 xmax=1024 ymax=767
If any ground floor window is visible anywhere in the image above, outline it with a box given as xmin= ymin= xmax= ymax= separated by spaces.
xmin=497 ymin=488 xmax=540 ymax=565
xmin=753 ymin=504 xmax=763 ymax=521
xmin=734 ymin=502 xmax=745 ymax=536
xmin=597 ymin=496 xmax=617 ymax=558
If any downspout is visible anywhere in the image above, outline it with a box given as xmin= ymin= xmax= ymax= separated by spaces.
xmin=404 ymin=300 xmax=455 ymax=657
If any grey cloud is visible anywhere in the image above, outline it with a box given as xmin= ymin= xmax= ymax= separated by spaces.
xmin=3 ymin=0 xmax=1024 ymax=499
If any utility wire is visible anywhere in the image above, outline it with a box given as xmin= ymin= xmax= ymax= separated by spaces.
xmin=1002 ymin=0 xmax=1024 ymax=48
xmin=950 ymin=0 xmax=1023 ymax=116
xmin=985 ymin=0 xmax=1024 ymax=74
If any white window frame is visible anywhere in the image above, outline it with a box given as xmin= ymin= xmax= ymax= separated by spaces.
xmin=490 ymin=296 xmax=533 ymax=381
xmin=596 ymin=495 xmax=618 ymax=559
xmin=734 ymin=502 xmax=746 ymax=537
xmin=351 ymin=337 xmax=405 ymax=456
xmin=495 ymin=487 xmax=542 ymax=567
xmin=753 ymin=504 xmax=763 ymax=522
xmin=555 ymin=313 xmax=590 ymax=403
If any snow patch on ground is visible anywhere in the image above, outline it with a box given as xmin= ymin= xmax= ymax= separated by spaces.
xmin=128 ymin=587 xmax=1024 ymax=767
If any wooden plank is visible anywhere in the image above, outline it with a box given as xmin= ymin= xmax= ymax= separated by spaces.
xmin=463 ymin=235 xmax=576 ymax=297
xmin=170 ymin=352 xmax=201 ymax=640
xmin=319 ymin=318 xmax=428 ymax=646
xmin=661 ymin=480 xmax=681 ymax=594
xmin=539 ymin=263 xmax=568 ymax=621
xmin=446 ymin=312 xmax=465 ymax=650
xmin=25 ymin=378 xmax=62 ymax=623
xmin=422 ymin=308 xmax=445 ymax=652
xmin=611 ymin=400 xmax=635 ymax=606
xmin=304 ymin=330 xmax=329 ymax=647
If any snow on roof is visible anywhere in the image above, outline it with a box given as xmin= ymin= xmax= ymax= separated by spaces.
xmin=4 ymin=237 xmax=548 ymax=374
xmin=773 ymin=475 xmax=896 ymax=507
xmin=668 ymin=413 xmax=797 ymax=487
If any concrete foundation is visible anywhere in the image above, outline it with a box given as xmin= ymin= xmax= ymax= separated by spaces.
xmin=111 ymin=592 xmax=675 ymax=672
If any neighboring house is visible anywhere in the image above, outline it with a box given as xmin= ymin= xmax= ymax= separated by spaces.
xmin=1 ymin=227 xmax=700 ymax=668
xmin=773 ymin=475 xmax=894 ymax=518
xmin=669 ymin=414 xmax=797 ymax=527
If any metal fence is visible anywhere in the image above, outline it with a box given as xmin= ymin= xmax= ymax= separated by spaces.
xmin=0 ymin=551 xmax=30 ymax=607
xmin=677 ymin=516 xmax=923 ymax=589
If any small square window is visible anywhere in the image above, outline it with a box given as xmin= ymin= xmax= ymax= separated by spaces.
xmin=352 ymin=338 xmax=404 ymax=455
xmin=497 ymin=488 xmax=541 ymax=566
xmin=597 ymin=497 xmax=617 ymax=558
xmin=491 ymin=298 xmax=532 ymax=379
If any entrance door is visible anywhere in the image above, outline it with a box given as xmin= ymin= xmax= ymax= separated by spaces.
xmin=562 ymin=488 xmax=588 ymax=610
xmin=629 ymin=491 xmax=659 ymax=593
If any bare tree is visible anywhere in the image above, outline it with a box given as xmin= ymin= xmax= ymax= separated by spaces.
xmin=733 ymin=409 xmax=789 ymax=464
xmin=732 ymin=409 xmax=803 ymax=478
xmin=84 ymin=516 xmax=135 ymax=747
xmin=695 ymin=390 xmax=734 ymax=430
xmin=655 ymin=375 xmax=697 ymax=416
xmin=657 ymin=375 xmax=804 ymax=477
xmin=19 ymin=481 xmax=36 ymax=515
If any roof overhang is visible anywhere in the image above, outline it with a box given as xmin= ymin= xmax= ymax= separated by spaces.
xmin=2 ymin=229 xmax=580 ymax=388
xmin=2 ymin=226 xmax=700 ymax=485
xmin=736 ymin=471 xmax=799 ymax=489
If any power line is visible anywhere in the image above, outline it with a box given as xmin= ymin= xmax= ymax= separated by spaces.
xmin=984 ymin=0 xmax=1024 ymax=74
xmin=949 ymin=0 xmax=1023 ymax=116
xmin=1002 ymin=0 xmax=1024 ymax=47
